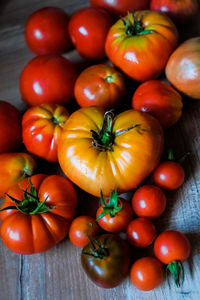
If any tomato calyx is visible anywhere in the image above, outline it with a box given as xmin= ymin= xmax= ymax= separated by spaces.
xmin=104 ymin=74 xmax=114 ymax=83
xmin=82 ymin=236 xmax=109 ymax=260
xmin=96 ymin=190 xmax=122 ymax=220
xmin=166 ymin=260 xmax=184 ymax=287
xmin=121 ymin=12 xmax=153 ymax=37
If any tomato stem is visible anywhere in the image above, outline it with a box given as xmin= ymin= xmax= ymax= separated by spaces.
xmin=122 ymin=12 xmax=153 ymax=36
xmin=96 ymin=190 xmax=122 ymax=220
xmin=166 ymin=260 xmax=185 ymax=287
xmin=83 ymin=238 xmax=109 ymax=260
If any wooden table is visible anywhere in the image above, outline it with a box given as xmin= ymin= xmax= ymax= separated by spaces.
xmin=0 ymin=1 xmax=200 ymax=299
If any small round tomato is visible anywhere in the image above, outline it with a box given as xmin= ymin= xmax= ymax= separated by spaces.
xmin=132 ymin=80 xmax=183 ymax=128
xmin=153 ymin=161 xmax=185 ymax=190
xmin=19 ymin=55 xmax=77 ymax=106
xmin=74 ymin=64 xmax=126 ymax=109
xmin=126 ymin=218 xmax=156 ymax=248
xmin=130 ymin=257 xmax=164 ymax=291
xmin=132 ymin=185 xmax=166 ymax=218
xmin=22 ymin=103 xmax=69 ymax=162
xmin=68 ymin=7 xmax=113 ymax=60
xmin=69 ymin=216 xmax=100 ymax=248
xmin=25 ymin=7 xmax=71 ymax=55
xmin=0 ymin=101 xmax=21 ymax=153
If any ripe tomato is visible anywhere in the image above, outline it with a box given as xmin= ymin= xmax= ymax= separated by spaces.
xmin=126 ymin=218 xmax=156 ymax=248
xmin=68 ymin=7 xmax=113 ymax=60
xmin=81 ymin=234 xmax=131 ymax=288
xmin=130 ymin=257 xmax=164 ymax=291
xmin=25 ymin=7 xmax=71 ymax=55
xmin=69 ymin=216 xmax=100 ymax=248
xmin=0 ymin=101 xmax=21 ymax=153
xmin=132 ymin=80 xmax=183 ymax=128
xmin=132 ymin=185 xmax=166 ymax=218
xmin=22 ymin=103 xmax=69 ymax=162
xmin=0 ymin=174 xmax=77 ymax=254
xmin=74 ymin=64 xmax=126 ymax=109
xmin=19 ymin=55 xmax=77 ymax=106
xmin=153 ymin=161 xmax=185 ymax=190
xmin=58 ymin=107 xmax=163 ymax=197
xmin=105 ymin=11 xmax=178 ymax=82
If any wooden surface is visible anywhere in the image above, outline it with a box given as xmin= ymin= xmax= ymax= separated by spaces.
xmin=0 ymin=1 xmax=200 ymax=300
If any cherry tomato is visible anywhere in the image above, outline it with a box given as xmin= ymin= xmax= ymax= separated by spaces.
xmin=69 ymin=216 xmax=100 ymax=248
xmin=130 ymin=257 xmax=164 ymax=291
xmin=25 ymin=7 xmax=71 ymax=55
xmin=132 ymin=185 xmax=166 ymax=218
xmin=68 ymin=7 xmax=113 ymax=60
xmin=19 ymin=55 xmax=77 ymax=106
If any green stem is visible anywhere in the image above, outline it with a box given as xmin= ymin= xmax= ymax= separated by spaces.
xmin=166 ymin=260 xmax=185 ymax=287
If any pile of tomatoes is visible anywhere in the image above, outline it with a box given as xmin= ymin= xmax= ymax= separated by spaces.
xmin=0 ymin=0 xmax=199 ymax=292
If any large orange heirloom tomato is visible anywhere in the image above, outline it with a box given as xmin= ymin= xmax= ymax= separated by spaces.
xmin=105 ymin=11 xmax=178 ymax=82
xmin=58 ymin=107 xmax=163 ymax=197
xmin=0 ymin=174 xmax=77 ymax=254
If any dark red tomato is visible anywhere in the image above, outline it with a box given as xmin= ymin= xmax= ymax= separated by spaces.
xmin=126 ymin=218 xmax=156 ymax=248
xmin=69 ymin=216 xmax=100 ymax=248
xmin=25 ymin=7 xmax=71 ymax=55
xmin=130 ymin=257 xmax=164 ymax=291
xmin=19 ymin=55 xmax=77 ymax=107
xmin=0 ymin=101 xmax=21 ymax=153
xmin=132 ymin=80 xmax=183 ymax=128
xmin=132 ymin=185 xmax=167 ymax=218
xmin=153 ymin=161 xmax=185 ymax=190
xmin=68 ymin=7 xmax=113 ymax=60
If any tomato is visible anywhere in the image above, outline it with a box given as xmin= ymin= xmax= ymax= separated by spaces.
xmin=25 ymin=7 xmax=71 ymax=55
xmin=0 ymin=153 xmax=36 ymax=198
xmin=81 ymin=234 xmax=131 ymax=288
xmin=126 ymin=218 xmax=156 ymax=248
xmin=68 ymin=7 xmax=113 ymax=60
xmin=153 ymin=161 xmax=185 ymax=190
xmin=58 ymin=107 xmax=163 ymax=197
xmin=105 ymin=11 xmax=178 ymax=82
xmin=132 ymin=80 xmax=183 ymax=128
xmin=22 ymin=103 xmax=69 ymax=162
xmin=166 ymin=37 xmax=200 ymax=99
xmin=96 ymin=190 xmax=133 ymax=233
xmin=0 ymin=174 xmax=77 ymax=254
xmin=130 ymin=257 xmax=164 ymax=291
xmin=74 ymin=64 xmax=126 ymax=109
xmin=0 ymin=100 xmax=21 ymax=153
xmin=69 ymin=216 xmax=100 ymax=248
xmin=131 ymin=185 xmax=166 ymax=218
xmin=19 ymin=55 xmax=77 ymax=106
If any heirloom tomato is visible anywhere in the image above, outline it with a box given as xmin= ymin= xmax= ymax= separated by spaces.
xmin=58 ymin=107 xmax=163 ymax=197
xmin=22 ymin=103 xmax=69 ymax=162
xmin=0 ymin=174 xmax=77 ymax=254
xmin=105 ymin=11 xmax=178 ymax=82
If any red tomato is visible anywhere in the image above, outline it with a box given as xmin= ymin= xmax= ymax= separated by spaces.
xmin=153 ymin=161 xmax=185 ymax=190
xmin=74 ymin=64 xmax=126 ymax=109
xmin=0 ymin=174 xmax=77 ymax=254
xmin=19 ymin=55 xmax=77 ymax=106
xmin=132 ymin=80 xmax=183 ymax=128
xmin=130 ymin=257 xmax=164 ymax=291
xmin=68 ymin=7 xmax=113 ymax=60
xmin=0 ymin=101 xmax=21 ymax=153
xmin=126 ymin=218 xmax=156 ymax=248
xmin=25 ymin=7 xmax=71 ymax=55
xmin=69 ymin=216 xmax=100 ymax=248
xmin=132 ymin=185 xmax=166 ymax=218
xmin=22 ymin=103 xmax=69 ymax=162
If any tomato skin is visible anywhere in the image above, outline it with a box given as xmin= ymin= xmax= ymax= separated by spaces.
xmin=153 ymin=161 xmax=185 ymax=190
xmin=0 ymin=174 xmax=77 ymax=254
xmin=0 ymin=101 xmax=22 ymax=153
xmin=25 ymin=7 xmax=71 ymax=55
xmin=132 ymin=80 xmax=183 ymax=128
xmin=154 ymin=230 xmax=191 ymax=264
xmin=105 ymin=11 xmax=178 ymax=82
xmin=22 ymin=103 xmax=69 ymax=162
xmin=19 ymin=55 xmax=77 ymax=106
xmin=130 ymin=257 xmax=164 ymax=291
xmin=68 ymin=7 xmax=113 ymax=60
xmin=74 ymin=64 xmax=126 ymax=109
xmin=131 ymin=185 xmax=166 ymax=218
xmin=69 ymin=216 xmax=100 ymax=248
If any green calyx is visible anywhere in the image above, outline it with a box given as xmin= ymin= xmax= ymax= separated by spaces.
xmin=167 ymin=148 xmax=190 ymax=164
xmin=121 ymin=12 xmax=153 ymax=36
xmin=96 ymin=190 xmax=122 ymax=221
xmin=82 ymin=237 xmax=109 ymax=260
xmin=166 ymin=260 xmax=185 ymax=287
